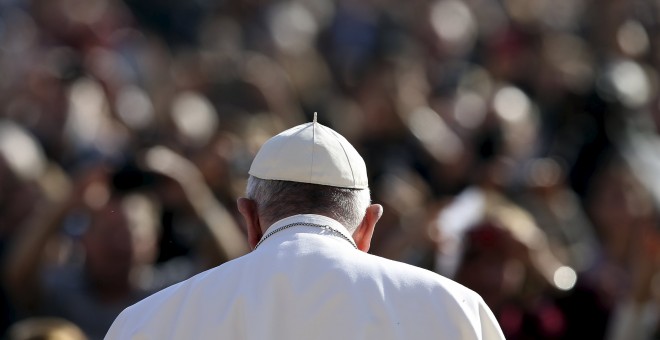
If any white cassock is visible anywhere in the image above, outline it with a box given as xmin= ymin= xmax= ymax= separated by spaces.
xmin=105 ymin=214 xmax=505 ymax=340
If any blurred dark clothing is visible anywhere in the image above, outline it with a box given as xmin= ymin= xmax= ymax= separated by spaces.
xmin=36 ymin=261 xmax=196 ymax=339
xmin=38 ymin=266 xmax=146 ymax=340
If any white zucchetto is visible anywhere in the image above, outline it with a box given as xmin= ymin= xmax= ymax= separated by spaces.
xmin=249 ymin=114 xmax=368 ymax=189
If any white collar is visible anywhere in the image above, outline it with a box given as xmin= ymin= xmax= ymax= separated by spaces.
xmin=256 ymin=214 xmax=357 ymax=249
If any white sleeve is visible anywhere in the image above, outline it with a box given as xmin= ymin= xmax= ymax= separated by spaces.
xmin=104 ymin=307 xmax=132 ymax=340
xmin=477 ymin=296 xmax=506 ymax=340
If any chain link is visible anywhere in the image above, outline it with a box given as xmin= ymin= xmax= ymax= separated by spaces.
xmin=254 ymin=222 xmax=357 ymax=249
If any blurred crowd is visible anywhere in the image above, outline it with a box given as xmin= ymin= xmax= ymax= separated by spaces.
xmin=1 ymin=0 xmax=660 ymax=339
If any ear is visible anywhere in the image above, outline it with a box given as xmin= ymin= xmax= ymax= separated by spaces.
xmin=237 ymin=197 xmax=262 ymax=250
xmin=353 ymin=204 xmax=383 ymax=252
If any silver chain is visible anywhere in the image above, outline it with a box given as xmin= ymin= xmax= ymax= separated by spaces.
xmin=254 ymin=222 xmax=358 ymax=250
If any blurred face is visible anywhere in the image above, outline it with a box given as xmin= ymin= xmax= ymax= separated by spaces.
xmin=586 ymin=164 xmax=650 ymax=261
xmin=454 ymin=226 xmax=525 ymax=308
xmin=82 ymin=195 xmax=159 ymax=287
xmin=83 ymin=201 xmax=133 ymax=286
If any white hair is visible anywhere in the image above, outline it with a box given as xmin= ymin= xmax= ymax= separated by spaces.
xmin=246 ymin=176 xmax=371 ymax=233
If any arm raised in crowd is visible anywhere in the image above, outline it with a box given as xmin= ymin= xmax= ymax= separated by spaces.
xmin=143 ymin=146 xmax=249 ymax=266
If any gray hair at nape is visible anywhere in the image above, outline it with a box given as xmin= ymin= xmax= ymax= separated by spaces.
xmin=246 ymin=176 xmax=371 ymax=233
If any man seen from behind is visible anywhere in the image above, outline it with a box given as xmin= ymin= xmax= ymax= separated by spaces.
xmin=105 ymin=114 xmax=505 ymax=340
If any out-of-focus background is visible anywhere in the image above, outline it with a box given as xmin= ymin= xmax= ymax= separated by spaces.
xmin=1 ymin=0 xmax=660 ymax=339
